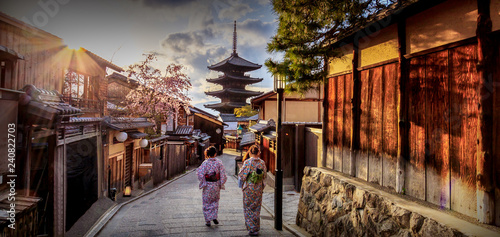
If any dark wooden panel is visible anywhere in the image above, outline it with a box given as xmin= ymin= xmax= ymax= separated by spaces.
xmin=357 ymin=69 xmax=371 ymax=180
xmin=368 ymin=67 xmax=383 ymax=185
xmin=406 ymin=56 xmax=426 ymax=200
xmin=343 ymin=74 xmax=353 ymax=174
xmin=382 ymin=63 xmax=399 ymax=189
xmin=327 ymin=77 xmax=335 ymax=169
xmin=305 ymin=129 xmax=319 ymax=167
xmin=282 ymin=125 xmax=295 ymax=177
xmin=263 ymin=138 xmax=270 ymax=171
xmin=450 ymin=44 xmax=478 ymax=217
xmin=425 ymin=50 xmax=450 ymax=208
xmin=495 ymin=44 xmax=500 ymax=227
xmin=334 ymin=75 xmax=344 ymax=172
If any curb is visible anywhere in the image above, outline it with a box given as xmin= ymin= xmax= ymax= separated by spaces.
xmin=260 ymin=202 xmax=310 ymax=237
xmin=84 ymin=168 xmax=198 ymax=237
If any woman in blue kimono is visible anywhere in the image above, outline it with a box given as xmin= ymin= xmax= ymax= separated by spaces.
xmin=197 ymin=146 xmax=227 ymax=226
xmin=238 ymin=145 xmax=266 ymax=236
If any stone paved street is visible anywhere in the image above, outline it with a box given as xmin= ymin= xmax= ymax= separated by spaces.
xmin=97 ymin=153 xmax=295 ymax=237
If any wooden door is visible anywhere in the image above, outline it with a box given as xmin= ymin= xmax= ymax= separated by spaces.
xmin=124 ymin=143 xmax=133 ymax=187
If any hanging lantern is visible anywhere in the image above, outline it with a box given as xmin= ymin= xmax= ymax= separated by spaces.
xmin=140 ymin=139 xmax=149 ymax=148
xmin=115 ymin=132 xmax=128 ymax=142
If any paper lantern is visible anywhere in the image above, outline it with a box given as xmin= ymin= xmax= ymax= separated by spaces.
xmin=140 ymin=139 xmax=148 ymax=148
xmin=115 ymin=132 xmax=128 ymax=142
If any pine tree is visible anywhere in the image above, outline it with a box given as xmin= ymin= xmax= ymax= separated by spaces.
xmin=266 ymin=0 xmax=395 ymax=92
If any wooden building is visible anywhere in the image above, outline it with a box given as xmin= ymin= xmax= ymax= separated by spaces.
xmin=250 ymin=90 xmax=323 ymax=123
xmin=104 ymin=117 xmax=154 ymax=193
xmin=0 ymin=11 xmax=125 ymax=235
xmin=324 ymin=0 xmax=500 ymax=226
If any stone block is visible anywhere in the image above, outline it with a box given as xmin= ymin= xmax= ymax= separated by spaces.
xmin=321 ymin=173 xmax=333 ymax=187
xmin=344 ymin=184 xmax=356 ymax=201
xmin=353 ymin=189 xmax=367 ymax=209
xmin=419 ymin=219 xmax=457 ymax=237
xmin=315 ymin=188 xmax=327 ymax=202
xmin=298 ymin=200 xmax=307 ymax=216
xmin=392 ymin=207 xmax=411 ymax=229
xmin=310 ymin=181 xmax=321 ymax=194
xmin=378 ymin=218 xmax=398 ymax=237
xmin=303 ymin=166 xmax=311 ymax=176
xmin=409 ymin=212 xmax=424 ymax=234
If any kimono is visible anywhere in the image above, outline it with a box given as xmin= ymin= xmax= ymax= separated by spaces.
xmin=197 ymin=158 xmax=227 ymax=222
xmin=238 ymin=157 xmax=267 ymax=233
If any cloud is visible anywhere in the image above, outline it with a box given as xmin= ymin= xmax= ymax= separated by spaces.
xmin=217 ymin=2 xmax=253 ymax=20
xmin=140 ymin=0 xmax=198 ymax=8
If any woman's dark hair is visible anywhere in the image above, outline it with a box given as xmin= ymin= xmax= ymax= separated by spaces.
xmin=242 ymin=145 xmax=260 ymax=162
xmin=248 ymin=145 xmax=260 ymax=155
xmin=204 ymin=146 xmax=217 ymax=158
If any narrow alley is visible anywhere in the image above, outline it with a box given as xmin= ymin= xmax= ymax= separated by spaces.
xmin=95 ymin=153 xmax=296 ymax=237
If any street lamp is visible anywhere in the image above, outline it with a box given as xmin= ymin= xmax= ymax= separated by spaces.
xmin=273 ymin=73 xmax=285 ymax=231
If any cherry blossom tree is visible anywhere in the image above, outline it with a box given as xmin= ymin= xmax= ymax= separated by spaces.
xmin=125 ymin=54 xmax=191 ymax=133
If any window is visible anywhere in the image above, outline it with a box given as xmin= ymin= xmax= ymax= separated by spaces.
xmin=63 ymin=70 xmax=96 ymax=100
xmin=63 ymin=69 xmax=100 ymax=112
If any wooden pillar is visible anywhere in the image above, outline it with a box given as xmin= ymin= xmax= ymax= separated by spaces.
xmin=396 ymin=19 xmax=408 ymax=194
xmin=476 ymin=0 xmax=495 ymax=224
xmin=349 ymin=39 xmax=360 ymax=177
xmin=295 ymin=124 xmax=306 ymax=191
xmin=322 ymin=68 xmax=329 ymax=171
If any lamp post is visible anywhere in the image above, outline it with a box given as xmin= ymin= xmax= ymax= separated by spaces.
xmin=273 ymin=73 xmax=285 ymax=230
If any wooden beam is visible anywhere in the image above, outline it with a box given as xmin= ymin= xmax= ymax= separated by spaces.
xmin=396 ymin=19 xmax=407 ymax=194
xmin=476 ymin=0 xmax=495 ymax=224
xmin=349 ymin=38 xmax=360 ymax=177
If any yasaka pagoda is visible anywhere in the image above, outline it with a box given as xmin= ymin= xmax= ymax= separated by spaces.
xmin=204 ymin=21 xmax=263 ymax=114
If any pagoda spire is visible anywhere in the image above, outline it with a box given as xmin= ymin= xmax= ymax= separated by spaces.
xmin=233 ymin=21 xmax=237 ymax=55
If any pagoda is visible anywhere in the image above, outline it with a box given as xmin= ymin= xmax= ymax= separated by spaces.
xmin=204 ymin=21 xmax=263 ymax=114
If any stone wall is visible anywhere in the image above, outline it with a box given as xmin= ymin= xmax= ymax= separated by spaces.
xmin=297 ymin=167 xmax=467 ymax=237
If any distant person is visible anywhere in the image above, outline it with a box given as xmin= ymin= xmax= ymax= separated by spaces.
xmin=238 ymin=145 xmax=266 ymax=236
xmin=197 ymin=146 xmax=227 ymax=226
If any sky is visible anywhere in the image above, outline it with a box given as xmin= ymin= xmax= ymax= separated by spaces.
xmin=0 ymin=0 xmax=281 ymax=115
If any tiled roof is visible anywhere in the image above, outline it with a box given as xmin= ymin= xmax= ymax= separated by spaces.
xmin=174 ymin=125 xmax=193 ymax=135
xmin=218 ymin=113 xmax=254 ymax=123
xmin=107 ymin=101 xmax=126 ymax=111
xmin=205 ymin=102 xmax=248 ymax=110
xmin=249 ymin=119 xmax=276 ymax=133
xmin=21 ymin=84 xmax=82 ymax=119
xmin=208 ymin=53 xmax=261 ymax=72
xmin=247 ymin=114 xmax=259 ymax=121
xmin=205 ymin=88 xmax=263 ymax=97
xmin=206 ymin=74 xmax=263 ymax=85
xmin=67 ymin=117 xmax=103 ymax=123
xmin=240 ymin=132 xmax=255 ymax=147
xmin=104 ymin=117 xmax=155 ymax=130
xmin=149 ymin=135 xmax=169 ymax=143
xmin=189 ymin=106 xmax=218 ymax=120
xmin=263 ymin=131 xmax=277 ymax=141
xmin=127 ymin=131 xmax=148 ymax=139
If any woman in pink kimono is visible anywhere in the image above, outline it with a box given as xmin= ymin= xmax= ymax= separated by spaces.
xmin=238 ymin=145 xmax=266 ymax=236
xmin=197 ymin=146 xmax=227 ymax=226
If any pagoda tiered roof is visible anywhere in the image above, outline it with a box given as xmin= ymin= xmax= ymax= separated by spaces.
xmin=205 ymin=102 xmax=248 ymax=111
xmin=206 ymin=74 xmax=263 ymax=85
xmin=205 ymin=88 xmax=263 ymax=98
xmin=204 ymin=21 xmax=263 ymax=114
xmin=207 ymin=53 xmax=261 ymax=72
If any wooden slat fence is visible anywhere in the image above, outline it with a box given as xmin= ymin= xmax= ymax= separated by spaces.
xmin=324 ymin=43 xmax=486 ymax=219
